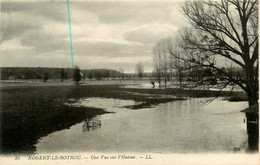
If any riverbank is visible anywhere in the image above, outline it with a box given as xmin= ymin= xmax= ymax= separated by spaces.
xmin=0 ymin=84 xmax=248 ymax=153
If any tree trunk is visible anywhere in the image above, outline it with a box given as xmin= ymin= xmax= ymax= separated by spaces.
xmin=245 ymin=65 xmax=258 ymax=106
xmin=247 ymin=89 xmax=258 ymax=106
xmin=164 ymin=74 xmax=167 ymax=89
xmin=245 ymin=74 xmax=259 ymax=152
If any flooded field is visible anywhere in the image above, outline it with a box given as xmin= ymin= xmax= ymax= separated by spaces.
xmin=36 ymin=98 xmax=248 ymax=153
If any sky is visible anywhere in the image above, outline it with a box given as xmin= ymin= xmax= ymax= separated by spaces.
xmin=1 ymin=0 xmax=188 ymax=73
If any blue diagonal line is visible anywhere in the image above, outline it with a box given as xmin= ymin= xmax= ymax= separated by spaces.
xmin=67 ymin=0 xmax=74 ymax=68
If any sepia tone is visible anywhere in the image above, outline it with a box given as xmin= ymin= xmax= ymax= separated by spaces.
xmin=0 ymin=0 xmax=258 ymax=164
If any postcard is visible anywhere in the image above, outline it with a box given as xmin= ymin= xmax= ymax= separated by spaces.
xmin=0 ymin=0 xmax=259 ymax=164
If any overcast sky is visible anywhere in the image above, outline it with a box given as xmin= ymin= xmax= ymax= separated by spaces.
xmin=1 ymin=0 xmax=188 ymax=73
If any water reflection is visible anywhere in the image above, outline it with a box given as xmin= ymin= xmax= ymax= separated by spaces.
xmin=82 ymin=118 xmax=102 ymax=132
xmin=248 ymin=133 xmax=258 ymax=152
xmin=36 ymin=98 xmax=250 ymax=153
xmin=246 ymin=119 xmax=259 ymax=152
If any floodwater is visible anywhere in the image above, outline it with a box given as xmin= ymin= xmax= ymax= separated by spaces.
xmin=121 ymin=81 xmax=243 ymax=91
xmin=36 ymin=98 xmax=249 ymax=153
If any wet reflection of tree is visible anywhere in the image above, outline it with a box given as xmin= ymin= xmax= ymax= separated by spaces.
xmin=247 ymin=131 xmax=258 ymax=152
xmin=82 ymin=118 xmax=101 ymax=132
xmin=242 ymin=105 xmax=259 ymax=152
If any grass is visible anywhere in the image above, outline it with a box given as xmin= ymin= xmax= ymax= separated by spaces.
xmin=0 ymin=84 xmax=248 ymax=154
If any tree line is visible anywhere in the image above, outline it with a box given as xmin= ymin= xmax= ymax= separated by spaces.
xmin=152 ymin=0 xmax=258 ymax=106
xmin=0 ymin=67 xmax=124 ymax=81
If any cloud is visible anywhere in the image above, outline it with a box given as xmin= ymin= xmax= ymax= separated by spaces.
xmin=20 ymin=29 xmax=68 ymax=53
xmin=73 ymin=1 xmax=184 ymax=25
xmin=72 ymin=40 xmax=151 ymax=58
xmin=1 ymin=1 xmax=69 ymax=42
xmin=1 ymin=1 xmax=68 ymax=21
xmin=1 ymin=38 xmax=33 ymax=50
xmin=124 ymin=23 xmax=179 ymax=45
xmin=1 ymin=11 xmax=43 ymax=42
xmin=1 ymin=1 xmax=187 ymax=72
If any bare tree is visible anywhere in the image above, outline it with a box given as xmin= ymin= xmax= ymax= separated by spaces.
xmin=119 ymin=68 xmax=124 ymax=80
xmin=153 ymin=45 xmax=162 ymax=87
xmin=176 ymin=0 xmax=258 ymax=106
xmin=105 ymin=70 xmax=110 ymax=80
xmin=87 ymin=70 xmax=93 ymax=79
xmin=135 ymin=62 xmax=144 ymax=79
xmin=60 ymin=68 xmax=65 ymax=82
xmin=153 ymin=36 xmax=188 ymax=88
xmin=153 ymin=38 xmax=173 ymax=88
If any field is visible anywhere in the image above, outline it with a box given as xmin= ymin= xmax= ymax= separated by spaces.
xmin=0 ymin=80 xmax=248 ymax=153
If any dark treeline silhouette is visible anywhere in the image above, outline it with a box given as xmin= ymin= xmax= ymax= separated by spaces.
xmin=1 ymin=67 xmax=71 ymax=80
xmin=0 ymin=67 xmax=124 ymax=80
xmin=87 ymin=69 xmax=121 ymax=80
xmin=1 ymin=67 xmax=246 ymax=82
